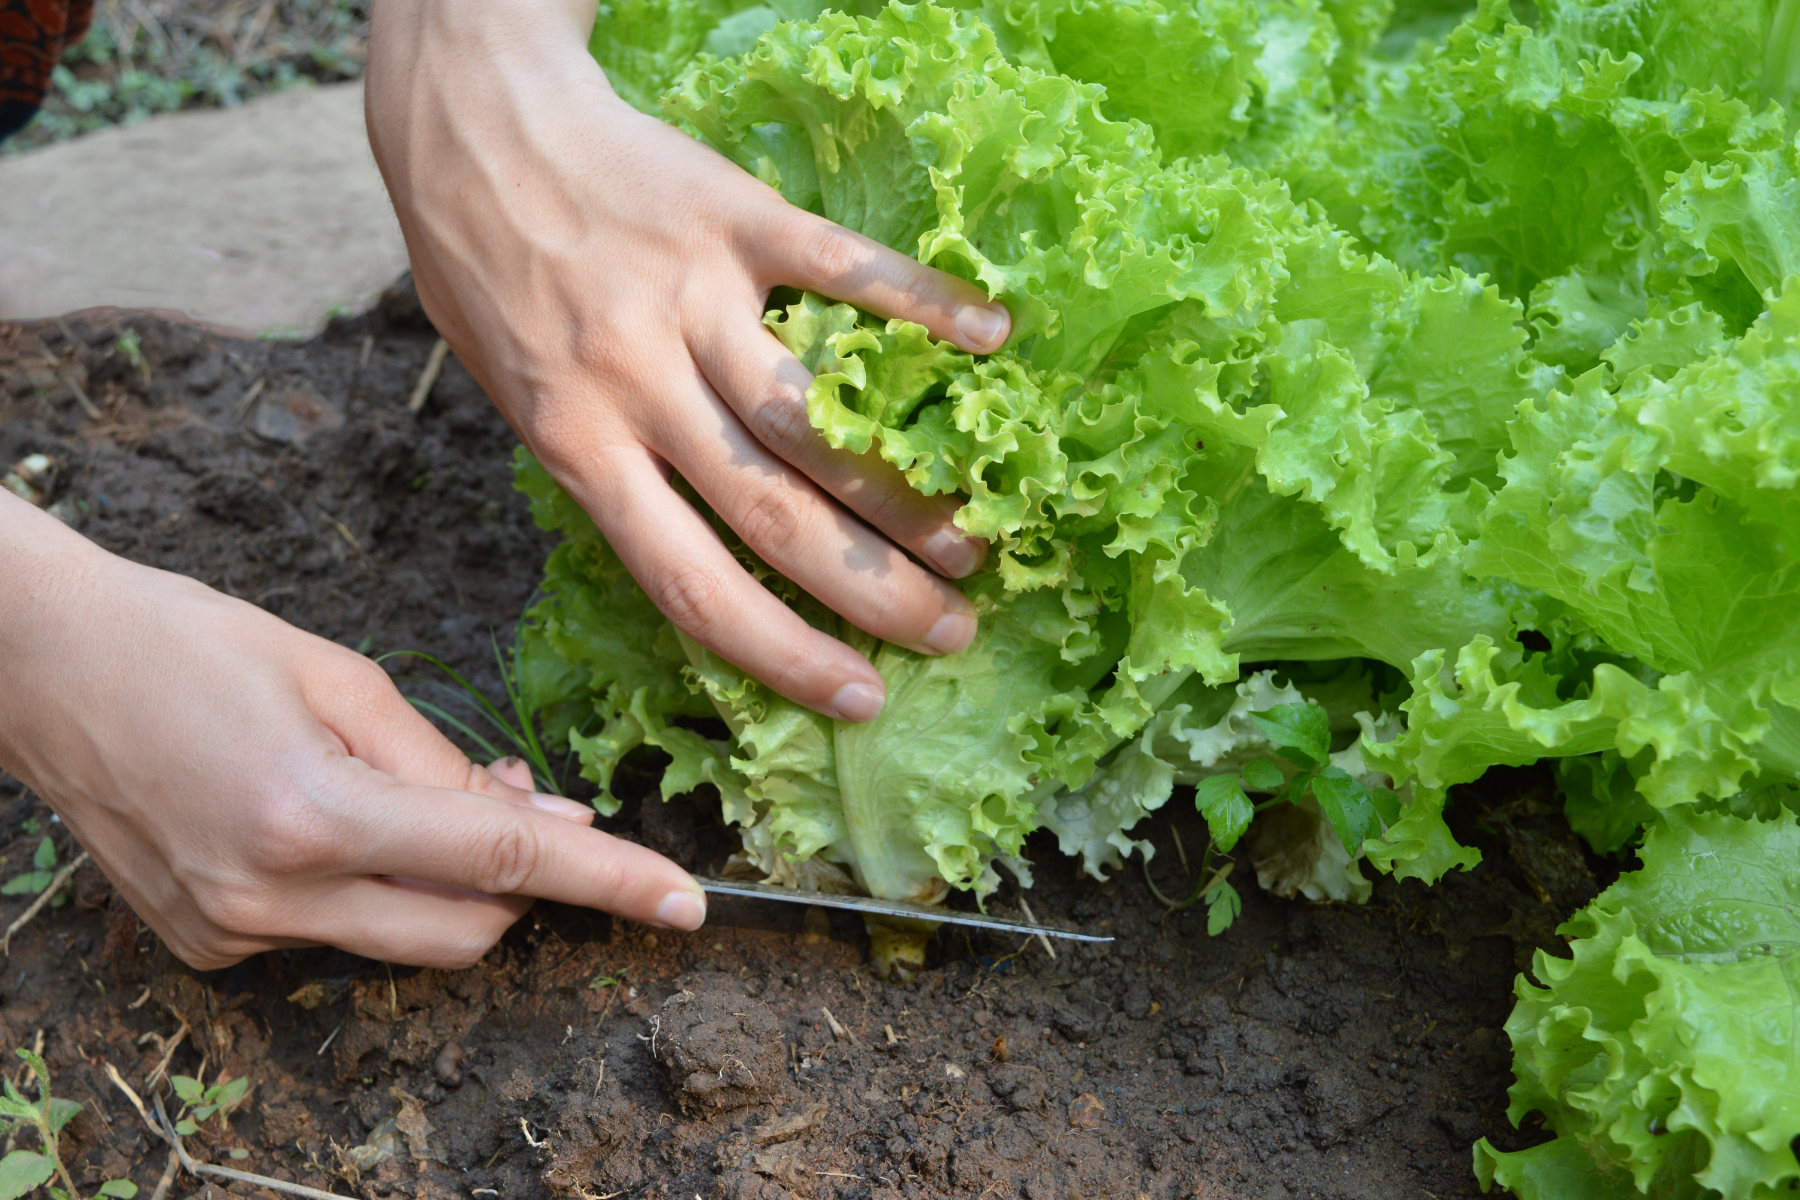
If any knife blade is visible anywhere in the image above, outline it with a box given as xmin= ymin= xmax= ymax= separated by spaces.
xmin=696 ymin=878 xmax=1111 ymax=942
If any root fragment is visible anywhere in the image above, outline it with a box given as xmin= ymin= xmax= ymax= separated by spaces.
xmin=1 ymin=850 xmax=91 ymax=955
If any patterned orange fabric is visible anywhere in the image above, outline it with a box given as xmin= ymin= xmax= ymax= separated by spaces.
xmin=1 ymin=0 xmax=94 ymax=139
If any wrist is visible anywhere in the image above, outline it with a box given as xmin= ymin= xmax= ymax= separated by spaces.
xmin=366 ymin=0 xmax=614 ymax=182
xmin=0 ymin=494 xmax=120 ymax=782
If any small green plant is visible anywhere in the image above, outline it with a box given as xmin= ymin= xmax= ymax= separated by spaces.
xmin=169 ymin=1074 xmax=249 ymax=1137
xmin=382 ymin=610 xmax=589 ymax=797
xmin=1148 ymin=701 xmax=1400 ymax=937
xmin=587 ymin=969 xmax=628 ymax=990
xmin=0 ymin=1047 xmax=137 ymax=1200
xmin=1 ymin=839 xmax=59 ymax=898
xmin=113 ymin=330 xmax=148 ymax=385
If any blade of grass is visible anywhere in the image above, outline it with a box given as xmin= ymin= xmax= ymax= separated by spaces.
xmin=378 ymin=651 xmax=516 ymax=735
xmin=492 ymin=626 xmax=552 ymax=777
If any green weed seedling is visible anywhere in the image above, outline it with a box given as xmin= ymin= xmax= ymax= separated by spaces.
xmin=0 ymin=1047 xmax=137 ymax=1200
xmin=1 ymin=838 xmax=59 ymax=899
xmin=1148 ymin=700 xmax=1401 ymax=937
xmin=169 ymin=1075 xmax=249 ymax=1137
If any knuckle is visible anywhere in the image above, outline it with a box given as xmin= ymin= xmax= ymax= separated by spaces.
xmin=801 ymin=224 xmax=872 ymax=289
xmin=242 ymin=787 xmax=341 ymax=879
xmin=890 ymin=260 xmax=940 ymax=312
xmin=437 ymin=926 xmax=504 ymax=970
xmin=735 ymin=487 xmax=806 ymax=559
xmin=584 ymin=849 xmax=633 ymax=913
xmin=747 ymin=381 xmax=813 ymax=456
xmin=569 ymin=319 xmax=632 ymax=379
xmin=650 ymin=563 xmax=725 ymax=637
xmin=474 ymin=820 xmax=543 ymax=896
xmin=338 ymin=652 xmax=394 ymax=701
xmin=192 ymin=884 xmax=271 ymax=942
xmin=856 ymin=485 xmax=915 ymax=536
xmin=861 ymin=583 xmax=904 ymax=633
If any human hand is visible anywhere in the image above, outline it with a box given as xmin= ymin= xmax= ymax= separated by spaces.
xmin=365 ymin=0 xmax=1010 ymax=725
xmin=0 ymin=496 xmax=704 ymax=969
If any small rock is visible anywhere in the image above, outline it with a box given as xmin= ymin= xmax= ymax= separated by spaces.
xmin=1068 ymin=1092 xmax=1106 ymax=1129
xmin=249 ymin=387 xmax=344 ymax=445
xmin=341 ymin=1117 xmax=402 ymax=1173
xmin=987 ymin=1064 xmax=1046 ymax=1113
xmin=285 ymin=980 xmax=348 ymax=1010
xmin=433 ymin=1042 xmax=464 ymax=1089
xmin=192 ymin=469 xmax=283 ymax=529
xmin=3 ymin=453 xmax=56 ymax=505
xmin=1435 ymin=1109 xmax=1484 ymax=1144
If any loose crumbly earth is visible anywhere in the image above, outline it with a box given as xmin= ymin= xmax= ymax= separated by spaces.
xmin=0 ymin=285 xmax=1587 ymax=1200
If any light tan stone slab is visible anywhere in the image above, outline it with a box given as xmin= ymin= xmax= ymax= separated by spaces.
xmin=0 ymin=82 xmax=408 ymax=335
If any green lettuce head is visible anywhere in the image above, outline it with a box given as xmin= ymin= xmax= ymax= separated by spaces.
xmin=519 ymin=0 xmax=1800 ymax=991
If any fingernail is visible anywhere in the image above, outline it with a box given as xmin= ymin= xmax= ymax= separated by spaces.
xmin=922 ymin=611 xmax=977 ymax=655
xmin=655 ymin=889 xmax=707 ymax=931
xmin=529 ymin=793 xmax=594 ymax=821
xmin=923 ymin=528 xmax=984 ymax=578
xmin=955 ymin=304 xmax=1007 ymax=351
xmin=830 ymin=681 xmax=886 ymax=723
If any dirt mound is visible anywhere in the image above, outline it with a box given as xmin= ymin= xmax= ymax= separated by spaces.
xmin=650 ymin=975 xmax=787 ymax=1115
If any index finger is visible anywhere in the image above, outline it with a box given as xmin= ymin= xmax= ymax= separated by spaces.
xmin=340 ymin=776 xmax=708 ymax=930
xmin=750 ymin=205 xmax=1011 ymax=354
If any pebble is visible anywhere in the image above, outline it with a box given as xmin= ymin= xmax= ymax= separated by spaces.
xmin=1068 ymin=1092 xmax=1106 ymax=1129
xmin=433 ymin=1042 xmax=464 ymax=1088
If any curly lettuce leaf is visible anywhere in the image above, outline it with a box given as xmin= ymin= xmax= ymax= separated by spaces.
xmin=1475 ymin=808 xmax=1800 ymax=1199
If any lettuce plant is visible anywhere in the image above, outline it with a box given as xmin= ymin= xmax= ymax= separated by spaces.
xmin=1476 ymin=809 xmax=1800 ymax=1199
xmin=518 ymin=0 xmax=1800 ymax=1182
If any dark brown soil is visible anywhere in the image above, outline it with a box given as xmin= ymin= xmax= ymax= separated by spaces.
xmin=0 ymin=285 xmax=1586 ymax=1200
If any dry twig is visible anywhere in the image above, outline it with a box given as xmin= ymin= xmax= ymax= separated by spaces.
xmin=1016 ymin=894 xmax=1057 ymax=960
xmin=820 ymin=1006 xmax=863 ymax=1048
xmin=1 ymin=850 xmax=91 ymax=955
xmin=149 ymin=1148 xmax=181 ymax=1200
xmin=230 ymin=377 xmax=265 ymax=424
xmin=154 ymin=1093 xmax=348 ymax=1200
xmin=103 ymin=1060 xmax=157 ymax=1133
xmin=408 ymin=339 xmax=450 ymax=413
xmin=144 ymin=1016 xmax=190 ymax=1089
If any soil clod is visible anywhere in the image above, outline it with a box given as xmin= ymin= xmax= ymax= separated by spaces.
xmin=647 ymin=976 xmax=784 ymax=1115
xmin=433 ymin=1042 xmax=465 ymax=1088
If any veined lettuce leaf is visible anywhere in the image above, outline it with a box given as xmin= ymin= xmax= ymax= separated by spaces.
xmin=1475 ymin=809 xmax=1800 ymax=1199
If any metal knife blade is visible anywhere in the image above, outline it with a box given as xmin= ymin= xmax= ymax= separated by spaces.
xmin=696 ymin=878 xmax=1111 ymax=943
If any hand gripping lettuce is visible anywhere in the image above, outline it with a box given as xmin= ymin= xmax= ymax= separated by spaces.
xmin=516 ymin=0 xmax=1570 ymax=979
